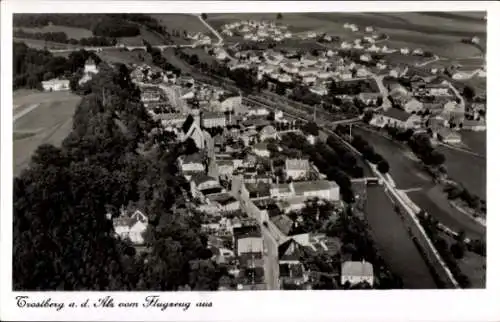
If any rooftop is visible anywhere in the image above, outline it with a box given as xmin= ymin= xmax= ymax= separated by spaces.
xmin=285 ymin=159 xmax=309 ymax=171
xmin=341 ymin=261 xmax=374 ymax=277
xmin=182 ymin=152 xmax=204 ymax=164
xmin=192 ymin=173 xmax=218 ymax=186
xmin=293 ymin=180 xmax=338 ymax=196
xmin=233 ymin=225 xmax=262 ymax=240
xmin=271 ymin=214 xmax=294 ymax=236
xmin=382 ymin=108 xmax=412 ymax=122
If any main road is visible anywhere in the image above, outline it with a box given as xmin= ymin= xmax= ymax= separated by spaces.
xmin=262 ymin=227 xmax=280 ymax=290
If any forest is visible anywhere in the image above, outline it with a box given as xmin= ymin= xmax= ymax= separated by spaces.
xmin=13 ymin=62 xmax=224 ymax=290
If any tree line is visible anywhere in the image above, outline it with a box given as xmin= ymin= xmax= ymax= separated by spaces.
xmin=13 ymin=62 xmax=225 ymax=290
xmin=14 ymin=29 xmax=116 ymax=47
xmin=13 ymin=14 xmax=141 ymax=38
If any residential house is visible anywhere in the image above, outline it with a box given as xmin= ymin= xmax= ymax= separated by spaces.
xmin=252 ymin=141 xmax=271 ymax=158
xmin=233 ymin=226 xmax=264 ymax=256
xmin=370 ymin=108 xmax=421 ymax=129
xmin=402 ymin=98 xmax=424 ymax=114
xmin=301 ymin=55 xmax=317 ymax=67
xmin=41 ymin=78 xmax=70 ymax=92
xmin=341 ymin=41 xmax=352 ymax=49
xmin=367 ymin=44 xmax=379 ymax=52
xmin=437 ymin=127 xmax=462 ymax=144
xmin=278 ymin=74 xmax=293 ymax=83
xmin=293 ymin=180 xmax=340 ymax=201
xmin=360 ymin=54 xmax=372 ymax=62
xmin=259 ymin=125 xmax=278 ymax=141
xmin=285 ymin=158 xmax=310 ymax=180
xmin=84 ymin=57 xmax=99 ymax=74
xmin=359 ymin=92 xmax=379 ymax=105
xmin=461 ymin=118 xmax=486 ymax=131
xmin=202 ymin=111 xmax=226 ymax=128
xmin=356 ymin=67 xmax=369 ymax=78
xmin=112 ymin=209 xmax=148 ymax=245
xmin=282 ymin=63 xmax=300 ymax=74
xmin=400 ymin=48 xmax=410 ymax=55
xmin=179 ymin=152 xmax=205 ymax=179
xmin=190 ymin=173 xmax=222 ymax=198
xmin=341 ymin=260 xmax=374 ymax=287
xmin=207 ymin=193 xmax=241 ymax=213
xmin=310 ymin=85 xmax=328 ymax=96
xmin=278 ymin=239 xmax=309 ymax=288
xmin=270 ymin=183 xmax=295 ymax=199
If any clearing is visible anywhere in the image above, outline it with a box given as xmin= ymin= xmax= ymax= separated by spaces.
xmin=15 ymin=25 xmax=93 ymax=39
xmin=97 ymin=49 xmax=153 ymax=66
xmin=117 ymin=27 xmax=166 ymax=46
xmin=181 ymin=48 xmax=217 ymax=64
xmin=13 ymin=90 xmax=81 ymax=177
xmin=150 ymin=14 xmax=215 ymax=42
xmin=13 ymin=37 xmax=80 ymax=50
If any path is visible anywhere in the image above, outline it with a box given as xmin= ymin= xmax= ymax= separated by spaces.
xmin=192 ymin=13 xmax=224 ymax=46
xmin=415 ymin=55 xmax=440 ymax=67
xmin=13 ymin=104 xmax=40 ymax=122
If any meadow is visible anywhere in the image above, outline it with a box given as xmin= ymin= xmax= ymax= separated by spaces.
xmin=15 ymin=25 xmax=93 ymax=39
xmin=13 ymin=90 xmax=81 ymax=177
xmin=149 ymin=14 xmax=214 ymax=38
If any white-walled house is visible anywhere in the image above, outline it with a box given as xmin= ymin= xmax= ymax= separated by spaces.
xmin=112 ymin=209 xmax=148 ymax=245
xmin=285 ymin=159 xmax=310 ymax=180
xmin=341 ymin=261 xmax=374 ymax=287
xmin=42 ymin=78 xmax=70 ymax=92
xmin=369 ymin=108 xmax=421 ymax=130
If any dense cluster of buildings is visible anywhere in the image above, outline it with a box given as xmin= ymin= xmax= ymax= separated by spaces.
xmin=220 ymin=20 xmax=293 ymax=42
xmin=108 ymin=63 xmax=376 ymax=289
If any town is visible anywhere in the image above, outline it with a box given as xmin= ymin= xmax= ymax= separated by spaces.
xmin=12 ymin=12 xmax=486 ymax=291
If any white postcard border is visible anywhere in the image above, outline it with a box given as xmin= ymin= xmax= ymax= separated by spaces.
xmin=1 ymin=1 xmax=499 ymax=321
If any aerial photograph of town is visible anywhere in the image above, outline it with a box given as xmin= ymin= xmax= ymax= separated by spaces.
xmin=12 ymin=11 xmax=486 ymax=291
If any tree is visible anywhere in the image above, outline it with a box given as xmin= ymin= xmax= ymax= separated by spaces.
xmin=377 ymin=159 xmax=390 ymax=174
xmin=201 ymin=13 xmax=207 ymax=20
xmin=276 ymin=13 xmax=283 ymax=20
xmin=184 ymin=138 xmax=199 ymax=155
xmin=463 ymin=85 xmax=475 ymax=101
xmin=450 ymin=242 xmax=465 ymax=259
xmin=302 ymin=121 xmax=319 ymax=136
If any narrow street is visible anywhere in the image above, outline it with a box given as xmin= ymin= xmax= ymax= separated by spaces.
xmin=262 ymin=226 xmax=280 ymax=290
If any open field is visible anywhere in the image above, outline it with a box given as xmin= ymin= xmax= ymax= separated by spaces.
xmin=436 ymin=145 xmax=486 ymax=201
xmin=150 ymin=14 xmax=214 ymax=38
xmin=97 ymin=49 xmax=153 ymax=66
xmin=352 ymin=126 xmax=485 ymax=239
xmin=15 ymin=25 xmax=93 ymax=39
xmin=181 ymin=48 xmax=217 ymax=64
xmin=13 ymin=37 xmax=80 ymax=50
xmin=117 ymin=27 xmax=166 ymax=46
xmin=13 ymin=90 xmax=81 ymax=177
